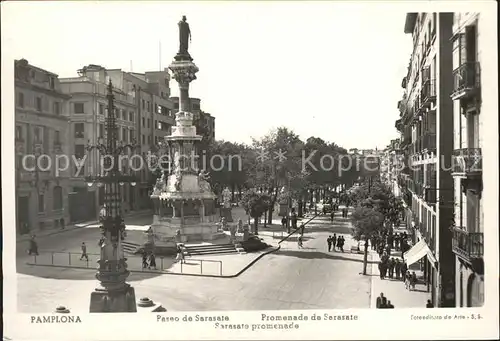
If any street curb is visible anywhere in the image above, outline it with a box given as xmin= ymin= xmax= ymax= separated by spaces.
xmin=24 ymin=245 xmax=282 ymax=279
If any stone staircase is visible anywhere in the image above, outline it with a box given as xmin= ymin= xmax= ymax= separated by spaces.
xmin=122 ymin=241 xmax=141 ymax=254
xmin=184 ymin=243 xmax=242 ymax=256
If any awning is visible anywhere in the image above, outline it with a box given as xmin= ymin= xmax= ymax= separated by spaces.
xmin=404 ymin=239 xmax=438 ymax=269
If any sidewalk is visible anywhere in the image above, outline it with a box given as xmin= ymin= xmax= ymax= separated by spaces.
xmin=16 ymin=209 xmax=153 ymax=243
xmin=369 ymin=249 xmax=430 ymax=308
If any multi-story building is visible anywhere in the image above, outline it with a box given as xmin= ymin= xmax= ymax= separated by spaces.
xmin=450 ymin=13 xmax=484 ymax=307
xmin=59 ymin=65 xmax=176 ymax=222
xmin=395 ymin=12 xmax=456 ymax=307
xmin=15 ymin=59 xmax=71 ymax=235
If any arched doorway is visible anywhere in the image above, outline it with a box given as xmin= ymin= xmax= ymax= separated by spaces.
xmin=467 ymin=273 xmax=484 ymax=307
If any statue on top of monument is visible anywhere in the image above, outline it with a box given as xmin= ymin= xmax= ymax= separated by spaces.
xmin=177 ymin=15 xmax=192 ymax=60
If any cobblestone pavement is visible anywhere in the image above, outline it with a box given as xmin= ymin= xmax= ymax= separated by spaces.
xmin=17 ymin=213 xmax=372 ymax=313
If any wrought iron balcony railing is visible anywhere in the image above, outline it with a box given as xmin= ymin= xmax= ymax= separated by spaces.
xmin=452 ymin=148 xmax=482 ymax=176
xmin=452 ymin=226 xmax=484 ymax=262
xmin=421 ymin=80 xmax=436 ymax=107
xmin=422 ymin=133 xmax=436 ymax=152
xmin=451 ymin=62 xmax=481 ymax=100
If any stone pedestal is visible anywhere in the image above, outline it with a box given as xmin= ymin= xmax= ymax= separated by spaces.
xmin=220 ymin=207 xmax=233 ymax=222
xmin=89 ymin=284 xmax=137 ymax=313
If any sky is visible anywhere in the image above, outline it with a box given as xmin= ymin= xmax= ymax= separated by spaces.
xmin=2 ymin=1 xmax=414 ymax=150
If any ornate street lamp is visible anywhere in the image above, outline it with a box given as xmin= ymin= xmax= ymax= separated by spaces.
xmin=86 ymin=80 xmax=139 ymax=313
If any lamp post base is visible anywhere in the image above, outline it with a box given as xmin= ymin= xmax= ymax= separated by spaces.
xmin=89 ymin=284 xmax=137 ymax=313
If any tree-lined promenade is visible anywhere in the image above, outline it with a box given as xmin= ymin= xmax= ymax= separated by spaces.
xmin=194 ymin=127 xmax=376 ymax=233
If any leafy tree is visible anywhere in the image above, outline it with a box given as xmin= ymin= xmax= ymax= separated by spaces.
xmin=239 ymin=190 xmax=272 ymax=235
xmin=250 ymin=127 xmax=305 ymax=223
xmin=351 ymin=206 xmax=385 ymax=275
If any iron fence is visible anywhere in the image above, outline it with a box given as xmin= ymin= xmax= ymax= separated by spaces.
xmin=26 ymin=251 xmax=223 ymax=276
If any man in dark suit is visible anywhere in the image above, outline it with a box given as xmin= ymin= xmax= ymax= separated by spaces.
xmin=376 ymin=292 xmax=387 ymax=309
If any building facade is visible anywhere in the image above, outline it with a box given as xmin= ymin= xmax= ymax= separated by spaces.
xmin=15 ymin=59 xmax=71 ymax=235
xmin=450 ymin=13 xmax=484 ymax=308
xmin=395 ymin=13 xmax=456 ymax=307
xmin=59 ymin=65 xmax=176 ymax=222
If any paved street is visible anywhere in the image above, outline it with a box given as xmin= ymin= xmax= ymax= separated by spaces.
xmin=17 ymin=211 xmax=373 ymax=312
xmin=16 ymin=212 xmax=155 ymax=279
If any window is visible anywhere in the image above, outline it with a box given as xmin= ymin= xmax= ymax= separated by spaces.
xmin=53 ymin=102 xmax=61 ymax=115
xmin=161 ymin=91 xmax=164 ymax=98
xmin=49 ymin=77 xmax=55 ymax=89
xmin=465 ymin=25 xmax=477 ymax=62
xmin=148 ymin=136 xmax=152 ymax=144
xmin=142 ymin=117 xmax=145 ymax=127
xmin=16 ymin=125 xmax=23 ymax=141
xmin=53 ymin=186 xmax=63 ymax=210
xmin=38 ymin=194 xmax=45 ymax=213
xmin=142 ymin=135 xmax=145 ymax=144
xmin=74 ymin=123 xmax=85 ymax=138
xmin=115 ymin=108 xmax=120 ymax=119
xmin=99 ymin=103 xmax=105 ymax=115
xmin=129 ymin=130 xmax=134 ymax=142
xmin=147 ymin=119 xmax=150 ymax=128
xmin=74 ymin=102 xmax=84 ymax=114
xmin=122 ymin=128 xmax=128 ymax=142
xmin=155 ymin=120 xmax=158 ymax=129
xmin=34 ymin=126 xmax=42 ymax=143
xmin=129 ymin=111 xmax=134 ymax=122
xmin=157 ymin=105 xmax=162 ymax=114
xmin=36 ymin=97 xmax=43 ymax=111
xmin=99 ymin=124 xmax=104 ymax=138
xmin=142 ymin=99 xmax=145 ymax=109
xmin=17 ymin=92 xmax=24 ymax=108
xmin=121 ymin=109 xmax=126 ymax=120
xmin=74 ymin=144 xmax=85 ymax=159
xmin=147 ymin=101 xmax=150 ymax=111
xmin=54 ymin=130 xmax=60 ymax=143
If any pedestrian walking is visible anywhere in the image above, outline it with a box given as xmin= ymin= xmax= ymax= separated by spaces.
xmin=410 ymin=271 xmax=418 ymax=291
xmin=332 ymin=234 xmax=337 ymax=251
xmin=80 ymin=242 xmax=89 ymax=261
xmin=401 ymin=262 xmax=408 ymax=281
xmin=330 ymin=211 xmax=334 ymax=222
xmin=395 ymin=258 xmax=401 ymax=279
xmin=378 ymin=261 xmax=384 ymax=279
xmin=426 ymin=299 xmax=434 ymax=308
xmin=149 ymin=253 xmax=157 ymax=270
xmin=176 ymin=244 xmax=185 ymax=264
xmin=297 ymin=236 xmax=303 ymax=248
xmin=281 ymin=216 xmax=287 ymax=229
xmin=339 ymin=236 xmax=345 ymax=252
xmin=327 ymin=236 xmax=332 ymax=252
xmin=404 ymin=271 xmax=411 ymax=290
xmin=388 ymin=257 xmax=395 ymax=278
xmin=27 ymin=235 xmax=39 ymax=256
xmin=142 ymin=252 xmax=149 ymax=269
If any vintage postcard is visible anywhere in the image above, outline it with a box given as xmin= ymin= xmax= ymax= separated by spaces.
xmin=2 ymin=1 xmax=498 ymax=340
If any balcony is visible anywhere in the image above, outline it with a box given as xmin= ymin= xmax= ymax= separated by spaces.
xmin=422 ymin=133 xmax=436 ymax=152
xmin=451 ymin=62 xmax=481 ymax=100
xmin=421 ymin=80 xmax=436 ymax=107
xmin=452 ymin=148 xmax=482 ymax=177
xmin=452 ymin=226 xmax=484 ymax=273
